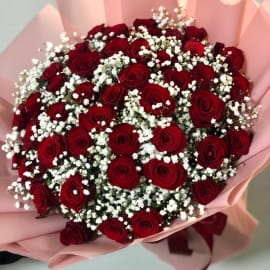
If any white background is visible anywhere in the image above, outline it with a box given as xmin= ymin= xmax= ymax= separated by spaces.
xmin=0 ymin=0 xmax=269 ymax=269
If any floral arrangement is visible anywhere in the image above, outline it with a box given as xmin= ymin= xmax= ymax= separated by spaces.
xmin=2 ymin=6 xmax=259 ymax=248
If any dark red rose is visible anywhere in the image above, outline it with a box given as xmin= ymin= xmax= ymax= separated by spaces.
xmin=189 ymin=89 xmax=225 ymax=128
xmin=230 ymin=75 xmax=250 ymax=101
xmin=184 ymin=26 xmax=207 ymax=41
xmin=191 ymin=63 xmax=216 ymax=88
xmin=30 ymin=183 xmax=58 ymax=216
xmin=72 ymin=82 xmax=95 ymax=104
xmin=128 ymin=38 xmax=151 ymax=61
xmin=98 ymin=218 xmax=129 ymax=243
xmin=79 ymin=105 xmax=115 ymax=131
xmin=67 ymin=126 xmax=92 ymax=157
xmin=47 ymin=74 xmax=67 ymax=93
xmin=118 ymin=63 xmax=150 ymax=89
xmin=191 ymin=179 xmax=222 ymax=205
xmin=133 ymin=18 xmax=161 ymax=36
xmin=12 ymin=104 xmax=28 ymax=130
xmin=157 ymin=50 xmax=171 ymax=64
xmin=131 ymin=208 xmax=163 ymax=238
xmin=86 ymin=24 xmax=105 ymax=38
xmin=140 ymin=84 xmax=176 ymax=116
xmin=152 ymin=123 xmax=186 ymax=154
xmin=25 ymin=92 xmax=42 ymax=118
xmin=18 ymin=158 xmax=34 ymax=182
xmin=68 ymin=41 xmax=90 ymax=59
xmin=100 ymin=83 xmax=127 ymax=107
xmin=41 ymin=62 xmax=63 ymax=81
xmin=60 ymin=173 xmax=96 ymax=212
xmin=101 ymin=37 xmax=129 ymax=57
xmin=22 ymin=119 xmax=38 ymax=151
xmin=212 ymin=42 xmax=225 ymax=56
xmin=47 ymin=102 xmax=68 ymax=121
xmin=197 ymin=136 xmax=228 ymax=169
xmin=224 ymin=129 xmax=251 ymax=157
xmin=60 ymin=221 xmax=93 ymax=246
xmin=164 ymin=69 xmax=191 ymax=90
xmin=134 ymin=18 xmax=157 ymax=29
xmin=104 ymin=23 xmax=129 ymax=37
xmin=222 ymin=47 xmax=244 ymax=72
xmin=144 ymin=159 xmax=187 ymax=190
xmin=11 ymin=153 xmax=24 ymax=170
xmin=67 ymin=51 xmax=101 ymax=78
xmin=107 ymin=156 xmax=139 ymax=190
xmin=183 ymin=40 xmax=205 ymax=56
xmin=165 ymin=29 xmax=183 ymax=40
xmin=109 ymin=123 xmax=140 ymax=155
xmin=37 ymin=134 xmax=65 ymax=168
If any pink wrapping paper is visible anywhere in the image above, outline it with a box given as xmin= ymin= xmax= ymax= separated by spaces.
xmin=0 ymin=0 xmax=270 ymax=269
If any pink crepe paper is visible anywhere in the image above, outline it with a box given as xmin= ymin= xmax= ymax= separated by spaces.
xmin=0 ymin=0 xmax=270 ymax=269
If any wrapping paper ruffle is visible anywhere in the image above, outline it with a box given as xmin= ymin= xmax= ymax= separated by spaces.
xmin=0 ymin=0 xmax=270 ymax=269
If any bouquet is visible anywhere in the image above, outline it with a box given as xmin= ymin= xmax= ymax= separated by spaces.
xmin=0 ymin=0 xmax=270 ymax=269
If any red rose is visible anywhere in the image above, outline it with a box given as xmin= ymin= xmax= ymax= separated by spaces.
xmin=100 ymin=83 xmax=127 ymax=107
xmin=25 ymin=92 xmax=42 ymax=118
xmin=140 ymin=84 xmax=176 ymax=116
xmin=67 ymin=126 xmax=92 ymax=157
xmin=22 ymin=119 xmax=38 ymax=151
xmin=72 ymin=82 xmax=95 ymax=104
xmin=212 ymin=42 xmax=225 ymax=56
xmin=67 ymin=51 xmax=101 ymax=78
xmin=60 ymin=221 xmax=93 ymax=246
xmin=47 ymin=74 xmax=67 ymax=93
xmin=128 ymin=38 xmax=150 ymax=61
xmin=131 ymin=208 xmax=163 ymax=238
xmin=197 ymin=136 xmax=227 ymax=169
xmin=86 ymin=24 xmax=105 ymax=38
xmin=222 ymin=47 xmax=244 ymax=72
xmin=11 ymin=153 xmax=24 ymax=170
xmin=68 ymin=41 xmax=90 ymax=59
xmin=60 ymin=174 xmax=96 ymax=212
xmin=98 ymin=218 xmax=129 ymax=243
xmin=152 ymin=123 xmax=186 ymax=154
xmin=224 ymin=129 xmax=251 ymax=157
xmin=12 ymin=104 xmax=28 ymax=130
xmin=47 ymin=102 xmax=68 ymax=121
xmin=104 ymin=23 xmax=129 ymax=37
xmin=189 ymin=89 xmax=225 ymax=128
xmin=191 ymin=63 xmax=216 ymax=88
xmin=230 ymin=75 xmax=250 ymax=101
xmin=37 ymin=134 xmax=65 ymax=168
xmin=101 ymin=38 xmax=129 ymax=57
xmin=41 ymin=62 xmax=63 ymax=81
xmin=191 ymin=179 xmax=222 ymax=205
xmin=157 ymin=50 xmax=171 ymax=64
xmin=133 ymin=18 xmax=161 ymax=36
xmin=79 ymin=105 xmax=115 ymax=132
xmin=165 ymin=29 xmax=183 ymax=40
xmin=133 ymin=18 xmax=157 ymax=29
xmin=118 ymin=63 xmax=150 ymax=89
xmin=183 ymin=40 xmax=205 ymax=57
xmin=107 ymin=156 xmax=139 ymax=190
xmin=143 ymin=159 xmax=187 ymax=190
xmin=164 ymin=69 xmax=191 ymax=90
xmin=18 ymin=158 xmax=34 ymax=182
xmin=184 ymin=26 xmax=207 ymax=41
xmin=109 ymin=123 xmax=140 ymax=155
xmin=30 ymin=183 xmax=58 ymax=216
